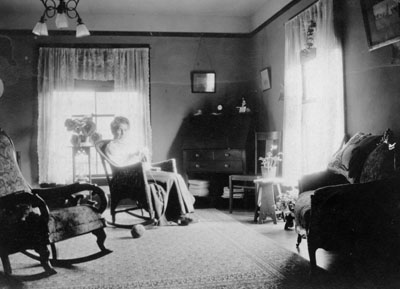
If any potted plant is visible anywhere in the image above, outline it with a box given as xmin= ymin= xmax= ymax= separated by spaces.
xmin=259 ymin=145 xmax=282 ymax=178
xmin=65 ymin=116 xmax=101 ymax=147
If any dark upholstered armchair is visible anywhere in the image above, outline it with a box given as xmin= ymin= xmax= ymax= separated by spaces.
xmin=295 ymin=130 xmax=400 ymax=273
xmin=95 ymin=139 xmax=177 ymax=228
xmin=0 ymin=128 xmax=111 ymax=276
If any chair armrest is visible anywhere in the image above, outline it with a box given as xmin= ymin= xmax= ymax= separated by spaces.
xmin=150 ymin=166 xmax=162 ymax=172
xmin=298 ymin=169 xmax=349 ymax=194
xmin=32 ymin=182 xmax=108 ymax=214
xmin=310 ymin=177 xmax=400 ymax=236
xmin=0 ymin=191 xmax=50 ymax=222
xmin=151 ymin=159 xmax=177 ymax=173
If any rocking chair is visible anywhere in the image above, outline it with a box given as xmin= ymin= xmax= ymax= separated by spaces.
xmin=95 ymin=139 xmax=177 ymax=228
xmin=0 ymin=128 xmax=111 ymax=276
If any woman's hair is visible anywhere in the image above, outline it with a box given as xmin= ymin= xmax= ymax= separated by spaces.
xmin=110 ymin=116 xmax=130 ymax=134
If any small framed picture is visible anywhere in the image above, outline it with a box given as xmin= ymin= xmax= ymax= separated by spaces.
xmin=191 ymin=71 xmax=216 ymax=93
xmin=260 ymin=67 xmax=271 ymax=91
xmin=360 ymin=0 xmax=400 ymax=50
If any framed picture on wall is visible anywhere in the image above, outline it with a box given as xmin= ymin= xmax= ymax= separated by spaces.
xmin=260 ymin=67 xmax=271 ymax=91
xmin=191 ymin=71 xmax=216 ymax=93
xmin=360 ymin=0 xmax=400 ymax=50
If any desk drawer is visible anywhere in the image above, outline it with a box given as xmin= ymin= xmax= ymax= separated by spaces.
xmin=214 ymin=161 xmax=243 ymax=172
xmin=184 ymin=150 xmax=214 ymax=161
xmin=186 ymin=161 xmax=214 ymax=172
xmin=214 ymin=149 xmax=242 ymax=160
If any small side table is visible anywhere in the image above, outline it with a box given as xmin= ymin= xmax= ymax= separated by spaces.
xmin=254 ymin=177 xmax=284 ymax=224
xmin=71 ymin=145 xmax=92 ymax=182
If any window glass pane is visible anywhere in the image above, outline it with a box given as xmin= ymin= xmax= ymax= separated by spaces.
xmin=71 ymin=91 xmax=95 ymax=116
xmin=96 ymin=92 xmax=118 ymax=114
xmin=96 ymin=115 xmax=115 ymax=140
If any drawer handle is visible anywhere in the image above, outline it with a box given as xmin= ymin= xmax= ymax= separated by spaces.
xmin=195 ymin=153 xmax=200 ymax=158
xmin=195 ymin=164 xmax=200 ymax=168
xmin=224 ymin=153 xmax=230 ymax=157
xmin=224 ymin=164 xmax=230 ymax=168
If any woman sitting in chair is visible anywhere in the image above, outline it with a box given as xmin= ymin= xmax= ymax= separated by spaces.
xmin=105 ymin=116 xmax=195 ymax=226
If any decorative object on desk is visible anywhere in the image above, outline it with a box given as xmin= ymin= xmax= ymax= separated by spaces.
xmin=259 ymin=145 xmax=282 ymax=178
xmin=360 ymin=0 xmax=400 ymax=51
xmin=260 ymin=67 xmax=271 ymax=91
xmin=237 ymin=97 xmax=251 ymax=113
xmin=193 ymin=109 xmax=203 ymax=116
xmin=191 ymin=71 xmax=216 ymax=93
xmin=65 ymin=116 xmax=101 ymax=146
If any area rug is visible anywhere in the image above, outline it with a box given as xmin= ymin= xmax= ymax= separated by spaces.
xmin=0 ymin=209 xmax=373 ymax=289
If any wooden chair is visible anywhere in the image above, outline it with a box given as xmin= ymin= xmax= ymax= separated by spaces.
xmin=0 ymin=128 xmax=111 ymax=277
xmin=95 ymin=139 xmax=177 ymax=228
xmin=229 ymin=131 xmax=281 ymax=221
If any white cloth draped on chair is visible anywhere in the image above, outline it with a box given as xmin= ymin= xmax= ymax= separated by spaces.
xmin=282 ymin=0 xmax=345 ymax=185
xmin=37 ymin=47 xmax=151 ymax=184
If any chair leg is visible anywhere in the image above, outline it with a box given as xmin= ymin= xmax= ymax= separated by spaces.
xmin=36 ymin=245 xmax=57 ymax=275
xmin=254 ymin=206 xmax=259 ymax=223
xmin=296 ymin=234 xmax=302 ymax=247
xmin=1 ymin=254 xmax=12 ymax=276
xmin=229 ymin=176 xmax=233 ymax=214
xmin=254 ymin=185 xmax=260 ymax=223
xmin=307 ymin=236 xmax=318 ymax=275
xmin=92 ymin=228 xmax=109 ymax=252
xmin=50 ymin=243 xmax=58 ymax=260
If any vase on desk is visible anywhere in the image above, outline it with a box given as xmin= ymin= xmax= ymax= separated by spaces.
xmin=261 ymin=166 xmax=276 ymax=178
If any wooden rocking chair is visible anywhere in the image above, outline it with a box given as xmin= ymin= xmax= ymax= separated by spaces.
xmin=95 ymin=139 xmax=177 ymax=228
xmin=0 ymin=128 xmax=112 ymax=276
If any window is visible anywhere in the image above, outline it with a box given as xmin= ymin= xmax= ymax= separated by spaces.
xmin=64 ymin=80 xmax=146 ymax=181
xmin=37 ymin=47 xmax=151 ymax=185
xmin=70 ymin=80 xmax=116 ymax=178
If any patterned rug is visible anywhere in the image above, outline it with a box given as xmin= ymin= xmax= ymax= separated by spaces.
xmin=0 ymin=209 xmax=374 ymax=289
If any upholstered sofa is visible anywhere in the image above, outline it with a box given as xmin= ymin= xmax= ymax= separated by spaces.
xmin=294 ymin=129 xmax=400 ymax=273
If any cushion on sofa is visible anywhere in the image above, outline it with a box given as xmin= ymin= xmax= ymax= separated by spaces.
xmin=359 ymin=140 xmax=398 ymax=183
xmin=348 ymin=134 xmax=382 ymax=183
xmin=327 ymin=132 xmax=372 ymax=183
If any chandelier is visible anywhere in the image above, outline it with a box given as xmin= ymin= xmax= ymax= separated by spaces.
xmin=32 ymin=0 xmax=90 ymax=38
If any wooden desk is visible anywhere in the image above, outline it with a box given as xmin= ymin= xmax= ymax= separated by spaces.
xmin=181 ymin=113 xmax=253 ymax=204
xmin=254 ymin=177 xmax=284 ymax=224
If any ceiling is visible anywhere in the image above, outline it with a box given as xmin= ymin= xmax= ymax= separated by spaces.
xmin=0 ymin=0 xmax=295 ymax=34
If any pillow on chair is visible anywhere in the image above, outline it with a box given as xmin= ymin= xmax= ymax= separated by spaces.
xmin=359 ymin=137 xmax=399 ymax=183
xmin=327 ymin=132 xmax=372 ymax=183
xmin=348 ymin=134 xmax=382 ymax=183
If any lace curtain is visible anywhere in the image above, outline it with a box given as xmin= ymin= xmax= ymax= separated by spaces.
xmin=37 ymin=47 xmax=151 ymax=184
xmin=282 ymin=0 xmax=344 ymax=185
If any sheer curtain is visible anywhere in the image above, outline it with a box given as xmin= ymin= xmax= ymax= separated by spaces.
xmin=282 ymin=0 xmax=344 ymax=185
xmin=37 ymin=47 xmax=151 ymax=184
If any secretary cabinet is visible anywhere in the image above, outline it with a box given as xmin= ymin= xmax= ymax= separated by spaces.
xmin=181 ymin=113 xmax=253 ymax=205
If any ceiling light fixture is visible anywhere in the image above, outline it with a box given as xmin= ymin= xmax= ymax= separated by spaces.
xmin=32 ymin=0 xmax=90 ymax=38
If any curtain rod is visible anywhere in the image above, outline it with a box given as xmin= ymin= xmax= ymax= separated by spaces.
xmin=288 ymin=0 xmax=319 ymax=21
